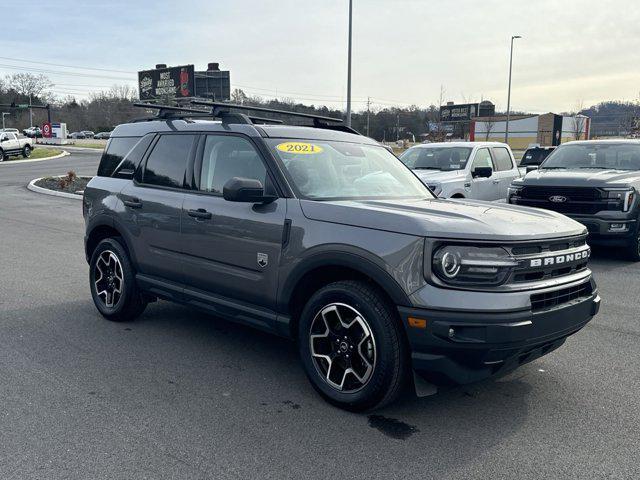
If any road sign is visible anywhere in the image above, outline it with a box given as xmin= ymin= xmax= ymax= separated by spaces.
xmin=42 ymin=122 xmax=52 ymax=138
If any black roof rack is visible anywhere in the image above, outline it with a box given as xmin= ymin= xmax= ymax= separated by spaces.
xmin=131 ymin=102 xmax=283 ymax=125
xmin=191 ymin=100 xmax=361 ymax=135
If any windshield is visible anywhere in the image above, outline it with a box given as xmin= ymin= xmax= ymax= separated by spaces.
xmin=541 ymin=143 xmax=640 ymax=170
xmin=399 ymin=146 xmax=472 ymax=171
xmin=268 ymin=139 xmax=434 ymax=200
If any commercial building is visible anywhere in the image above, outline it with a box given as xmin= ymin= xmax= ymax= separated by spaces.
xmin=471 ymin=113 xmax=590 ymax=149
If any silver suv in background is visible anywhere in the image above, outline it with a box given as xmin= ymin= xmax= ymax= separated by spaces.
xmin=399 ymin=142 xmax=521 ymax=200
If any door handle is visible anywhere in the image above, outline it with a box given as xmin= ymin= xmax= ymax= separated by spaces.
xmin=187 ymin=208 xmax=212 ymax=220
xmin=123 ymin=197 xmax=142 ymax=208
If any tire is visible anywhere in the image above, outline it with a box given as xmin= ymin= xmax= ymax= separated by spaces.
xmin=627 ymin=227 xmax=640 ymax=261
xmin=22 ymin=145 xmax=31 ymax=158
xmin=89 ymin=237 xmax=147 ymax=322
xmin=298 ymin=280 xmax=408 ymax=412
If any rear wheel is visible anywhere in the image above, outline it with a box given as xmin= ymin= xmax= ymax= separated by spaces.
xmin=22 ymin=145 xmax=31 ymax=158
xmin=89 ymin=238 xmax=147 ymax=322
xmin=298 ymin=280 xmax=408 ymax=411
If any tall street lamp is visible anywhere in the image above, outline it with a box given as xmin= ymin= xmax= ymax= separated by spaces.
xmin=345 ymin=0 xmax=353 ymax=127
xmin=505 ymin=35 xmax=522 ymax=143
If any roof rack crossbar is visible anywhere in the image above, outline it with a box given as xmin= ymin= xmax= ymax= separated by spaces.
xmin=132 ymin=102 xmax=283 ymax=125
xmin=191 ymin=100 xmax=344 ymax=124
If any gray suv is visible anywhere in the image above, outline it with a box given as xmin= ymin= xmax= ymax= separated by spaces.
xmin=83 ymin=102 xmax=600 ymax=411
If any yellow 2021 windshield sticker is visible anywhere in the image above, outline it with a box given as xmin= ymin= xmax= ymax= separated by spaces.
xmin=276 ymin=142 xmax=323 ymax=155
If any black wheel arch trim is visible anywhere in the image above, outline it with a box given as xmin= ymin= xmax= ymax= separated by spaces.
xmin=277 ymin=248 xmax=412 ymax=314
xmin=85 ymin=214 xmax=139 ymax=269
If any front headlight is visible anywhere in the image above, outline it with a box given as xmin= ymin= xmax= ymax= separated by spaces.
xmin=603 ymin=188 xmax=635 ymax=212
xmin=507 ymin=185 xmax=523 ymax=202
xmin=432 ymin=245 xmax=518 ymax=286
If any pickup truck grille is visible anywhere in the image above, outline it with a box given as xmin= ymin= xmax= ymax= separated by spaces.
xmin=514 ymin=186 xmax=617 ymax=215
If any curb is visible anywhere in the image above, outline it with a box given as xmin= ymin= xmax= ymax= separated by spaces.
xmin=0 ymin=150 xmax=70 ymax=165
xmin=27 ymin=175 xmax=91 ymax=201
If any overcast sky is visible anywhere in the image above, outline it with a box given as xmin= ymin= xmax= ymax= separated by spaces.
xmin=3 ymin=0 xmax=639 ymax=113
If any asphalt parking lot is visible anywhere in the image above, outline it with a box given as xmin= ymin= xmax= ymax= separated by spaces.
xmin=0 ymin=151 xmax=638 ymax=480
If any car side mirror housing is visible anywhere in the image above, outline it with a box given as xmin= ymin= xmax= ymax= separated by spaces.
xmin=472 ymin=166 xmax=492 ymax=178
xmin=0 ymin=137 xmax=7 ymax=142
xmin=223 ymin=177 xmax=276 ymax=203
xmin=526 ymin=165 xmax=539 ymax=173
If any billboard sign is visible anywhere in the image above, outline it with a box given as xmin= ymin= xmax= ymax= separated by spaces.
xmin=42 ymin=122 xmax=52 ymax=138
xmin=440 ymin=103 xmax=479 ymax=122
xmin=138 ymin=65 xmax=195 ymax=101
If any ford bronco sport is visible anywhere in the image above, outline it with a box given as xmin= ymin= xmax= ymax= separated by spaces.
xmin=83 ymin=102 xmax=600 ymax=411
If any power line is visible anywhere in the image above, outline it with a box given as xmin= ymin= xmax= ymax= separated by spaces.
xmin=0 ymin=56 xmax=135 ymax=74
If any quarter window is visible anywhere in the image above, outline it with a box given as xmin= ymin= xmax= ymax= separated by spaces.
xmin=199 ymin=135 xmax=267 ymax=194
xmin=98 ymin=137 xmax=140 ymax=177
xmin=493 ymin=147 xmax=514 ymax=171
xmin=143 ymin=134 xmax=195 ymax=188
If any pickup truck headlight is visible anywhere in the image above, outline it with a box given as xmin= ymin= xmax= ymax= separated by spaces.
xmin=507 ymin=185 xmax=523 ymax=203
xmin=603 ymin=188 xmax=635 ymax=212
xmin=432 ymin=245 xmax=518 ymax=286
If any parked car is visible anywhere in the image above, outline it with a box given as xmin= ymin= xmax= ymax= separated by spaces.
xmin=23 ymin=126 xmax=42 ymax=138
xmin=399 ymin=142 xmax=521 ymax=200
xmin=82 ymin=130 xmax=95 ymax=139
xmin=518 ymin=145 xmax=556 ymax=175
xmin=0 ymin=128 xmax=20 ymax=136
xmin=509 ymin=140 xmax=640 ymax=260
xmin=69 ymin=132 xmax=87 ymax=139
xmin=0 ymin=131 xmax=34 ymax=160
xmin=94 ymin=131 xmax=112 ymax=139
xmin=83 ymin=103 xmax=599 ymax=411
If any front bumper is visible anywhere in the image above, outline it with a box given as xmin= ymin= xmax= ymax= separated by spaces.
xmin=399 ymin=280 xmax=600 ymax=386
xmin=566 ymin=215 xmax=637 ymax=246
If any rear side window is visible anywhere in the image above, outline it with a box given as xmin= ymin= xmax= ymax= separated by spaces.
xmin=142 ymin=134 xmax=196 ymax=188
xmin=112 ymin=134 xmax=154 ymax=178
xmin=97 ymin=137 xmax=140 ymax=176
xmin=493 ymin=147 xmax=514 ymax=171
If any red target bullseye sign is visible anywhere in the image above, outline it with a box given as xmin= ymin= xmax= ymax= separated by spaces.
xmin=42 ymin=122 xmax=52 ymax=138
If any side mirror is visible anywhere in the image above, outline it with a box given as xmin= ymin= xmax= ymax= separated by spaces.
xmin=223 ymin=177 xmax=276 ymax=203
xmin=0 ymin=137 xmax=7 ymax=142
xmin=472 ymin=166 xmax=493 ymax=178
xmin=526 ymin=165 xmax=539 ymax=173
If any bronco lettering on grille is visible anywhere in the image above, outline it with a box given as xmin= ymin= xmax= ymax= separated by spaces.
xmin=529 ymin=249 xmax=590 ymax=267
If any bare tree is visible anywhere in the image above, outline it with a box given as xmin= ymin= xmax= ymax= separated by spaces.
xmin=231 ymin=88 xmax=248 ymax=105
xmin=5 ymin=73 xmax=52 ymax=99
xmin=571 ymin=101 xmax=586 ymax=140
xmin=483 ymin=116 xmax=496 ymax=140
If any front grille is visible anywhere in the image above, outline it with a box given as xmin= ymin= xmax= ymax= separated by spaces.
xmin=515 ymin=186 xmax=618 ymax=215
xmin=506 ymin=236 xmax=590 ymax=284
xmin=530 ymin=282 xmax=592 ymax=312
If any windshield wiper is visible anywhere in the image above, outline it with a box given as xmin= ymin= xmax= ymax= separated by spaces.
xmin=413 ymin=167 xmax=441 ymax=170
xmin=540 ymin=167 xmax=566 ymax=170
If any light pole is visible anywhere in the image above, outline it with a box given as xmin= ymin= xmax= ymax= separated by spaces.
xmin=505 ymin=35 xmax=521 ymax=144
xmin=1 ymin=112 xmax=9 ymax=131
xmin=345 ymin=0 xmax=353 ymax=127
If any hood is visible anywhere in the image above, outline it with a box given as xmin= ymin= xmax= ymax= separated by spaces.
xmin=412 ymin=169 xmax=466 ymax=184
xmin=522 ymin=168 xmax=640 ymax=187
xmin=300 ymin=198 xmax=586 ymax=241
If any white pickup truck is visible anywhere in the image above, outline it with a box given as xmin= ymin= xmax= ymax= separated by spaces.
xmin=0 ymin=132 xmax=34 ymax=160
xmin=398 ymin=141 xmax=521 ymax=201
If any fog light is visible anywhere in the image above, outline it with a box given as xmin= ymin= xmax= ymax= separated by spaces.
xmin=609 ymin=223 xmax=629 ymax=232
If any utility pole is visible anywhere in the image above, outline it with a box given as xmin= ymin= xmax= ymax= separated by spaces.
xmin=1 ymin=112 xmax=9 ymax=130
xmin=29 ymin=94 xmax=33 ymax=128
xmin=345 ymin=0 xmax=353 ymax=127
xmin=396 ymin=114 xmax=400 ymax=142
xmin=366 ymin=97 xmax=371 ymax=136
xmin=505 ymin=35 xmax=522 ymax=143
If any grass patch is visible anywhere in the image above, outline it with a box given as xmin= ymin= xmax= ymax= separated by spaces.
xmin=76 ymin=143 xmax=106 ymax=149
xmin=4 ymin=148 xmax=63 ymax=161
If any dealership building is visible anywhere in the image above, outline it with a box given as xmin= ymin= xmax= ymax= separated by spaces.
xmin=471 ymin=113 xmax=590 ymax=149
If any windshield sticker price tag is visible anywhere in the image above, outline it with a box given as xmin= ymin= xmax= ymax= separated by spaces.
xmin=277 ymin=142 xmax=323 ymax=155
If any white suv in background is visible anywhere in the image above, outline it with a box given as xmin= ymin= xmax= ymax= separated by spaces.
xmin=399 ymin=142 xmax=521 ymax=200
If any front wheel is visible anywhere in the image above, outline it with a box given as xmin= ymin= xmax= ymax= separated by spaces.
xmin=627 ymin=229 xmax=640 ymax=261
xmin=89 ymin=237 xmax=147 ymax=321
xmin=298 ymin=280 xmax=408 ymax=411
xmin=22 ymin=145 xmax=31 ymax=158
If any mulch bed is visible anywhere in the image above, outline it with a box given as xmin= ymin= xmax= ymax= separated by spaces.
xmin=34 ymin=176 xmax=92 ymax=195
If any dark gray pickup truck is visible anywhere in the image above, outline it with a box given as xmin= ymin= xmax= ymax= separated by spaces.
xmin=509 ymin=140 xmax=640 ymax=260
xmin=83 ymin=102 xmax=600 ymax=411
